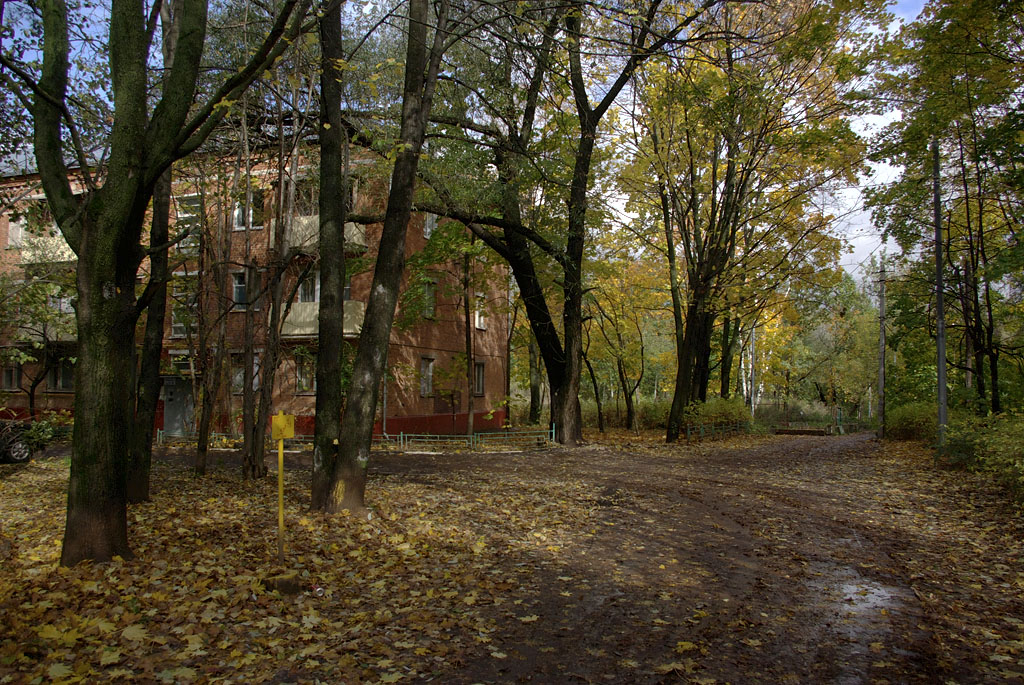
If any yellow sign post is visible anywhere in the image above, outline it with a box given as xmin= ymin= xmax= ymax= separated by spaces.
xmin=271 ymin=411 xmax=295 ymax=562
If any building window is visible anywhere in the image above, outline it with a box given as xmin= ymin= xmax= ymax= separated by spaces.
xmin=296 ymin=357 xmax=315 ymax=394
xmin=231 ymin=353 xmax=260 ymax=394
xmin=419 ymin=357 xmax=434 ymax=397
xmin=48 ymin=293 xmax=73 ymax=313
xmin=232 ymin=272 xmax=249 ymax=310
xmin=7 ymin=214 xmax=24 ymax=248
xmin=233 ymin=189 xmax=265 ymax=230
xmin=170 ymin=279 xmax=198 ymax=338
xmin=422 ymin=279 xmax=436 ymax=318
xmin=475 ymin=292 xmax=486 ymax=330
xmin=299 ymin=269 xmax=319 ymax=303
xmin=423 ymin=213 xmax=437 ymax=239
xmin=2 ymin=363 xmax=21 ymax=390
xmin=47 ymin=358 xmax=74 ymax=392
xmin=174 ymin=195 xmax=202 ymax=254
xmin=474 ymin=362 xmax=485 ymax=396
xmin=6 ymin=200 xmax=59 ymax=249
xmin=294 ymin=178 xmax=318 ymax=217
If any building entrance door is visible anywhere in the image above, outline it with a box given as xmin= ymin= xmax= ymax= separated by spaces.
xmin=163 ymin=376 xmax=194 ymax=436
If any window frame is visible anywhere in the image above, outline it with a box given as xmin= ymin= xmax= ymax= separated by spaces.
xmin=423 ymin=213 xmax=437 ymax=239
xmin=232 ymin=188 xmax=265 ymax=231
xmin=474 ymin=292 xmax=487 ymax=330
xmin=231 ymin=352 xmax=261 ymax=394
xmin=231 ymin=271 xmax=253 ymax=311
xmin=422 ymin=279 xmax=437 ymax=319
xmin=174 ymin=195 xmax=202 ymax=254
xmin=419 ymin=357 xmax=434 ymax=397
xmin=6 ymin=214 xmax=24 ymax=249
xmin=170 ymin=273 xmax=198 ymax=338
xmin=474 ymin=361 xmax=485 ymax=396
xmin=295 ymin=357 xmax=316 ymax=394
xmin=2 ymin=362 xmax=21 ymax=391
xmin=47 ymin=358 xmax=74 ymax=392
xmin=298 ymin=269 xmax=320 ymax=303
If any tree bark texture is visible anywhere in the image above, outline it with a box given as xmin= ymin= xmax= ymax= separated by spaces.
xmin=31 ymin=0 xmax=310 ymax=564
xmin=322 ymin=0 xmax=448 ymax=513
xmin=312 ymin=0 xmax=349 ymax=510
xmin=528 ymin=337 xmax=542 ymax=425
xmin=127 ymin=168 xmax=171 ymax=503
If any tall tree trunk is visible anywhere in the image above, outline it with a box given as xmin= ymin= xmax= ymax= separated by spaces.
xmin=127 ymin=168 xmax=170 ymax=503
xmin=253 ymin=267 xmax=286 ymax=469
xmin=312 ymin=0 xmax=349 ymax=509
xmin=126 ymin=0 xmax=183 ymax=502
xmin=617 ymin=358 xmax=636 ymax=431
xmin=720 ymin=313 xmax=737 ymax=399
xmin=464 ymin=251 xmax=475 ymax=436
xmin=240 ymin=269 xmax=262 ymax=478
xmin=583 ymin=348 xmax=604 ymax=433
xmin=61 ymin=213 xmax=140 ymax=564
xmin=659 ymin=180 xmax=688 ymax=443
xmin=320 ymin=0 xmax=448 ymax=513
xmin=553 ymin=103 xmax=596 ymax=446
xmin=195 ymin=176 xmax=231 ymax=476
xmin=528 ymin=336 xmax=542 ymax=425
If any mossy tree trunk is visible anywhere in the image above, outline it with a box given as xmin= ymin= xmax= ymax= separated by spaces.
xmin=28 ymin=0 xmax=310 ymax=565
xmin=320 ymin=0 xmax=449 ymax=513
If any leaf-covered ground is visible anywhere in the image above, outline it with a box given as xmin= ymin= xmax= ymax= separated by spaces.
xmin=2 ymin=432 xmax=1023 ymax=683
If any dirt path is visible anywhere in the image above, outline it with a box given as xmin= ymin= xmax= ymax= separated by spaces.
xmin=6 ymin=433 xmax=1023 ymax=683
xmin=372 ymin=432 xmax=1024 ymax=683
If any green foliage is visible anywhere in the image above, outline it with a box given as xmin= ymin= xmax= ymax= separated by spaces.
xmin=945 ymin=412 xmax=1024 ymax=501
xmin=754 ymin=399 xmax=835 ymax=428
xmin=22 ymin=410 xmax=74 ymax=451
xmin=885 ymin=402 xmax=936 ymax=441
xmin=682 ymin=397 xmax=750 ymax=428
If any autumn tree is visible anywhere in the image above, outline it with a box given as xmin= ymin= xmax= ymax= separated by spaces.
xmin=619 ymin=0 xmax=877 ymax=440
xmin=419 ymin=0 xmax=722 ymax=445
xmin=2 ymin=0 xmax=311 ymax=564
xmin=868 ymin=0 xmax=1024 ymax=415
xmin=314 ymin=0 xmax=453 ymax=513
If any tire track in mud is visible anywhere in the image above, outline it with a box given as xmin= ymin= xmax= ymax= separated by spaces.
xmin=374 ymin=434 xmax=948 ymax=682
xmin=578 ymin=434 xmax=932 ymax=683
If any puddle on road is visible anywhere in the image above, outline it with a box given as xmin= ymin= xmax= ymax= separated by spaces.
xmin=805 ymin=567 xmax=917 ymax=684
xmin=838 ymin=579 xmax=900 ymax=622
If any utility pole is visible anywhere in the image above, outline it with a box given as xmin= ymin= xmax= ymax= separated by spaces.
xmin=877 ymin=258 xmax=886 ymax=439
xmin=931 ymin=138 xmax=948 ymax=449
xmin=749 ymin=321 xmax=756 ymax=420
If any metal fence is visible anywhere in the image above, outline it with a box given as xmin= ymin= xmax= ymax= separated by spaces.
xmin=684 ymin=421 xmax=750 ymax=441
xmin=378 ymin=426 xmax=556 ymax=450
xmin=772 ymin=421 xmax=875 ymax=436
xmin=158 ymin=426 xmax=557 ymax=451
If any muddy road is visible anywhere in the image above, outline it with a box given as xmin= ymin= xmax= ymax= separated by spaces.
xmin=372 ymin=432 xmax=1024 ymax=683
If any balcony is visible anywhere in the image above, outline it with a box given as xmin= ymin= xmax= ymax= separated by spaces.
xmin=281 ymin=299 xmax=365 ymax=338
xmin=272 ymin=215 xmax=368 ymax=254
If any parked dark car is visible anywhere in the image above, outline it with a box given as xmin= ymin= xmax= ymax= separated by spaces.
xmin=0 ymin=421 xmax=32 ymax=463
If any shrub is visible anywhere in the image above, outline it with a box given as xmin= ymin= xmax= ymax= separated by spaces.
xmin=682 ymin=396 xmax=749 ymax=427
xmin=946 ymin=412 xmax=1024 ymax=501
xmin=885 ymin=402 xmax=936 ymax=441
xmin=23 ymin=410 xmax=74 ymax=450
xmin=755 ymin=399 xmax=833 ymax=427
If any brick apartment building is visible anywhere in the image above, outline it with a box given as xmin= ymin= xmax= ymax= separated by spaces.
xmin=0 ymin=161 xmax=509 ymax=437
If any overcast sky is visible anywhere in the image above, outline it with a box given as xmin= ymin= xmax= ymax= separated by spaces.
xmin=840 ymin=0 xmax=927 ymax=282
